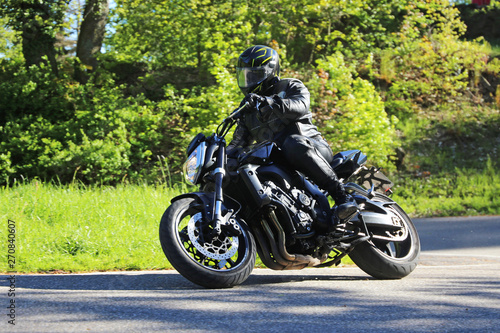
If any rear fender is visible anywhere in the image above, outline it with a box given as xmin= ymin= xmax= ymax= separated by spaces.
xmin=344 ymin=183 xmax=401 ymax=231
xmin=357 ymin=207 xmax=402 ymax=231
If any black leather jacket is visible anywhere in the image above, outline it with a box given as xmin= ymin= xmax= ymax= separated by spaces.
xmin=227 ymin=78 xmax=322 ymax=156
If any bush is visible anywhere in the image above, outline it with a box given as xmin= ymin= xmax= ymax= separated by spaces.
xmin=308 ymin=52 xmax=398 ymax=169
xmin=1 ymin=0 xmax=498 ymax=185
xmin=0 ymin=62 xmax=190 ymax=184
xmin=367 ymin=1 xmax=500 ymax=117
xmin=0 ymin=58 xmax=245 ymax=185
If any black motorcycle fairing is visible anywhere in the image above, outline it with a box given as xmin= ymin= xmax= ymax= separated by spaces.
xmin=187 ymin=133 xmax=206 ymax=156
xmin=238 ymin=164 xmax=272 ymax=208
xmin=256 ymin=164 xmax=296 ymax=191
xmin=238 ymin=163 xmax=330 ymax=214
xmin=257 ymin=165 xmax=333 ymax=230
xmin=203 ymin=140 xmax=219 ymax=169
xmin=237 ymin=162 xmax=333 ymax=239
xmin=237 ymin=141 xmax=284 ymax=165
xmin=236 ymin=161 xmax=301 ymax=210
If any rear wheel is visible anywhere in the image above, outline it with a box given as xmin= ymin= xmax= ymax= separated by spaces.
xmin=159 ymin=197 xmax=256 ymax=288
xmin=349 ymin=191 xmax=420 ymax=279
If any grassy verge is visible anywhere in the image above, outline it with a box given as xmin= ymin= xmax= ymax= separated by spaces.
xmin=489 ymin=40 xmax=500 ymax=57
xmin=390 ymin=103 xmax=500 ymax=217
xmin=392 ymin=159 xmax=500 ymax=217
xmin=1 ymin=182 xmax=182 ymax=273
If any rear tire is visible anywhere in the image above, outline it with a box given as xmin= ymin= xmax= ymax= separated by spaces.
xmin=349 ymin=192 xmax=420 ymax=279
xmin=159 ymin=197 xmax=256 ymax=288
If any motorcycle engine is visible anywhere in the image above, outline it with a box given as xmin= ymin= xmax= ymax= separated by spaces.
xmin=262 ymin=180 xmax=315 ymax=235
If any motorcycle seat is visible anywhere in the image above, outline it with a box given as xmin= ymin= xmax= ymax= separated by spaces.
xmin=330 ymin=157 xmax=343 ymax=170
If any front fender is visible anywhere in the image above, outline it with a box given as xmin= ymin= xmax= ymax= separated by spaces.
xmin=170 ymin=192 xmax=242 ymax=220
xmin=170 ymin=192 xmax=212 ymax=206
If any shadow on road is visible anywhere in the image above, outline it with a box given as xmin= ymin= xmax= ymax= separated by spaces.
xmin=2 ymin=266 xmax=500 ymax=332
xmin=2 ymin=269 xmax=371 ymax=291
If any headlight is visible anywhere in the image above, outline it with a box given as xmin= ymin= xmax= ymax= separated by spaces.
xmin=183 ymin=141 xmax=206 ymax=185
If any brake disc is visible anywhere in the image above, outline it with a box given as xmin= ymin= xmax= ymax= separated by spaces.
xmin=187 ymin=213 xmax=239 ymax=260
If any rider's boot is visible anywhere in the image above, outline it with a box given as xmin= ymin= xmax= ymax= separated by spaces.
xmin=328 ymin=181 xmax=359 ymax=222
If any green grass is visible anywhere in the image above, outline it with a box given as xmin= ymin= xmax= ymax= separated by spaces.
xmin=392 ymin=158 xmax=500 ymax=217
xmin=490 ymin=40 xmax=500 ymax=57
xmin=492 ymin=46 xmax=500 ymax=58
xmin=1 ymin=164 xmax=498 ymax=273
xmin=0 ymin=182 xmax=184 ymax=273
xmin=390 ymin=103 xmax=500 ymax=217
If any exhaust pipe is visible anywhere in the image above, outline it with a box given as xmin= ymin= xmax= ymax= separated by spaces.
xmin=256 ymin=208 xmax=325 ymax=270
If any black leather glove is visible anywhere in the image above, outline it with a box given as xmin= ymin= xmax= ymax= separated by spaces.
xmin=243 ymin=93 xmax=267 ymax=110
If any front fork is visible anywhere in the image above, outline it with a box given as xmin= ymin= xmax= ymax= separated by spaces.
xmin=211 ymin=140 xmax=227 ymax=235
xmin=210 ymin=139 xmax=243 ymax=238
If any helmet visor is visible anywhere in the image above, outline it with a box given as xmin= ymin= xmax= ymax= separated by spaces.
xmin=236 ymin=67 xmax=270 ymax=90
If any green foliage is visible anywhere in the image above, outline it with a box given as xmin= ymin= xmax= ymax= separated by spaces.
xmin=0 ymin=0 xmax=69 ymax=34
xmin=393 ymin=157 xmax=500 ymax=217
xmin=0 ymin=59 xmax=73 ymax=122
xmin=0 ymin=0 xmax=69 ymax=72
xmin=390 ymin=102 xmax=499 ymax=217
xmin=242 ymin=0 xmax=408 ymax=64
xmin=395 ymin=103 xmax=500 ymax=173
xmin=0 ymin=17 xmax=22 ymax=60
xmin=109 ymin=0 xmax=250 ymax=73
xmin=308 ymin=53 xmax=398 ymax=169
xmin=0 ymin=60 xmax=187 ymax=184
xmin=368 ymin=0 xmax=500 ymax=117
xmin=0 ymin=0 xmax=498 ymax=186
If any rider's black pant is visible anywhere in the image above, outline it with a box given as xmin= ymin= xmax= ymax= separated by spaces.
xmin=281 ymin=134 xmax=342 ymax=197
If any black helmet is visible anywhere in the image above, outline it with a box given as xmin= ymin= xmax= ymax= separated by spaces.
xmin=236 ymin=45 xmax=280 ymax=95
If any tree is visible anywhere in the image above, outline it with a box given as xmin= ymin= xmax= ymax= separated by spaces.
xmin=76 ymin=0 xmax=109 ymax=74
xmin=109 ymin=0 xmax=250 ymax=72
xmin=0 ymin=0 xmax=69 ymax=75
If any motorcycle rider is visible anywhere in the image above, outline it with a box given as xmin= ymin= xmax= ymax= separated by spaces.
xmin=227 ymin=45 xmax=358 ymax=226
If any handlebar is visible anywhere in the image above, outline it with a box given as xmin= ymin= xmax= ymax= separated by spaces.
xmin=217 ymin=102 xmax=252 ymax=138
xmin=226 ymin=102 xmax=251 ymax=121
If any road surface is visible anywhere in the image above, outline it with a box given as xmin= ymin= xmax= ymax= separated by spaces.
xmin=2 ymin=216 xmax=499 ymax=332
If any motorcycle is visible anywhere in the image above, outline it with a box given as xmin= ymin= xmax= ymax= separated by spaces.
xmin=159 ymin=103 xmax=420 ymax=288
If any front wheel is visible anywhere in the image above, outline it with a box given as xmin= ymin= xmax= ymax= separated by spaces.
xmin=349 ymin=191 xmax=420 ymax=279
xmin=159 ymin=197 xmax=256 ymax=288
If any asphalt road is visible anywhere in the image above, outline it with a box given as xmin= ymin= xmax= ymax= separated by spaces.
xmin=2 ymin=216 xmax=500 ymax=332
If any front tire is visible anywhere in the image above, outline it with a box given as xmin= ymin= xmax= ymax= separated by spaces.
xmin=159 ymin=197 xmax=256 ymax=288
xmin=349 ymin=191 xmax=420 ymax=279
